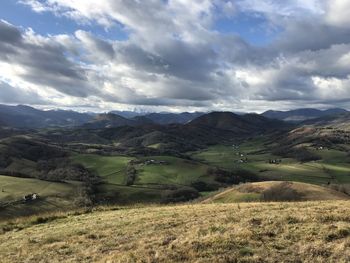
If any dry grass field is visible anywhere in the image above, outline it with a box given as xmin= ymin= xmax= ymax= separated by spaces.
xmin=203 ymin=181 xmax=350 ymax=203
xmin=1 ymin=201 xmax=349 ymax=262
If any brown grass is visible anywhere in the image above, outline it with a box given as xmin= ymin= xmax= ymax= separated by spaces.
xmin=203 ymin=181 xmax=350 ymax=204
xmin=0 ymin=201 xmax=349 ymax=262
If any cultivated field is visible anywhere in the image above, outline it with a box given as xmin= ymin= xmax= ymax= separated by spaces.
xmin=0 ymin=201 xmax=349 ymax=262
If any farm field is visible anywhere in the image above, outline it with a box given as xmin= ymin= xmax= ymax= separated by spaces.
xmin=0 ymin=175 xmax=81 ymax=220
xmin=1 ymin=201 xmax=349 ymax=262
xmin=72 ymin=154 xmax=133 ymax=185
xmin=191 ymin=139 xmax=350 ymax=185
xmin=72 ymin=154 xmax=214 ymax=203
xmin=135 ymin=156 xmax=213 ymax=186
xmin=96 ymin=183 xmax=164 ymax=204
xmin=73 ymin=154 xmax=214 ymax=187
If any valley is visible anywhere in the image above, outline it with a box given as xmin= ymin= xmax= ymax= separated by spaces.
xmin=0 ymin=106 xmax=350 ymax=262
xmin=1 ymin=107 xmax=350 ymax=221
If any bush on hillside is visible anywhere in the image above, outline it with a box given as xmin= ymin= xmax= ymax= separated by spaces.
xmin=38 ymin=159 xmax=101 ymax=183
xmin=4 ymin=138 xmax=67 ymax=162
xmin=74 ymin=186 xmax=94 ymax=207
xmin=125 ymin=164 xmax=137 ymax=186
xmin=0 ymin=155 xmax=11 ymax=168
xmin=161 ymin=187 xmax=199 ymax=203
xmin=261 ymin=182 xmax=302 ymax=201
xmin=191 ymin=181 xmax=219 ymax=192
xmin=209 ymin=168 xmax=259 ymax=185
xmin=328 ymin=184 xmax=350 ymax=196
xmin=272 ymin=146 xmax=321 ymax=162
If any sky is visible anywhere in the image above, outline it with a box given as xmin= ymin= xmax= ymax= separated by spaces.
xmin=0 ymin=0 xmax=350 ymax=113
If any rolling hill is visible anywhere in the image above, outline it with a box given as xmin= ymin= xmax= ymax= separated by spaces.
xmin=301 ymin=112 xmax=350 ymax=130
xmin=0 ymin=104 xmax=93 ymax=128
xmin=142 ymin=112 xmax=204 ymax=125
xmin=188 ymin=112 xmax=287 ymax=134
xmin=262 ymin=108 xmax=348 ymax=122
xmin=83 ymin=113 xmax=137 ymax=129
xmin=279 ymin=113 xmax=350 ymax=150
xmin=203 ymin=181 xmax=350 ymax=203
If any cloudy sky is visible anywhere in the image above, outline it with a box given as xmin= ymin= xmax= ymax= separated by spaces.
xmin=0 ymin=0 xmax=350 ymax=112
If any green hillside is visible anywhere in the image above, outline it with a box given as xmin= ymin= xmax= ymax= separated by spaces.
xmin=0 ymin=175 xmax=81 ymax=219
xmin=135 ymin=156 xmax=213 ymax=186
xmin=72 ymin=154 xmax=133 ymax=185
xmin=191 ymin=138 xmax=350 ymax=185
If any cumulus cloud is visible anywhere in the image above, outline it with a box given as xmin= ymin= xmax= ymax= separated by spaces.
xmin=0 ymin=20 xmax=96 ymax=97
xmin=0 ymin=0 xmax=350 ymax=112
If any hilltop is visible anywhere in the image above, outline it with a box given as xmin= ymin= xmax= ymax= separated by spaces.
xmin=188 ymin=112 xmax=286 ymax=133
xmin=203 ymin=181 xmax=350 ymax=203
xmin=262 ymin=108 xmax=348 ymax=122
xmin=1 ymin=201 xmax=349 ymax=262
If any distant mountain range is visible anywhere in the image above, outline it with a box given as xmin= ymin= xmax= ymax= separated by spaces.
xmin=0 ymin=104 xmax=93 ymax=128
xmin=301 ymin=112 xmax=350 ymax=130
xmin=0 ymin=105 xmax=205 ymax=128
xmin=111 ymin=111 xmax=204 ymax=125
xmin=0 ymin=104 xmax=349 ymax=129
xmin=39 ymin=111 xmax=289 ymax=154
xmin=188 ymin=112 xmax=286 ymax=133
xmin=140 ymin=112 xmax=204 ymax=125
xmin=262 ymin=108 xmax=348 ymax=122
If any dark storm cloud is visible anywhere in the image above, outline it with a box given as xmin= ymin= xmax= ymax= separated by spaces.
xmin=117 ymin=40 xmax=218 ymax=82
xmin=0 ymin=20 xmax=22 ymax=44
xmin=275 ymin=20 xmax=350 ymax=53
xmin=0 ymin=20 xmax=95 ymax=98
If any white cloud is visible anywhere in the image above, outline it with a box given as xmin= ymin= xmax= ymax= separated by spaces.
xmin=326 ymin=0 xmax=350 ymax=27
xmin=2 ymin=0 xmax=350 ymax=112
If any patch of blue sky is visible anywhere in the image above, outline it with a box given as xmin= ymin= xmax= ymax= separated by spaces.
xmin=214 ymin=12 xmax=281 ymax=46
xmin=0 ymin=0 xmax=129 ymax=41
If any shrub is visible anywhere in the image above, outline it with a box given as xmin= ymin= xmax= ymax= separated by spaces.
xmin=261 ymin=182 xmax=302 ymax=201
xmin=161 ymin=187 xmax=199 ymax=203
xmin=125 ymin=164 xmax=137 ymax=186
xmin=210 ymin=168 xmax=259 ymax=185
xmin=272 ymin=146 xmax=321 ymax=162
xmin=191 ymin=181 xmax=218 ymax=192
xmin=328 ymin=184 xmax=350 ymax=196
xmin=74 ymin=186 xmax=94 ymax=207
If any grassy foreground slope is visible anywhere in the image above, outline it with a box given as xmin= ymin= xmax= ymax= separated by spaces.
xmin=1 ymin=201 xmax=349 ymax=262
xmin=203 ymin=181 xmax=350 ymax=203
